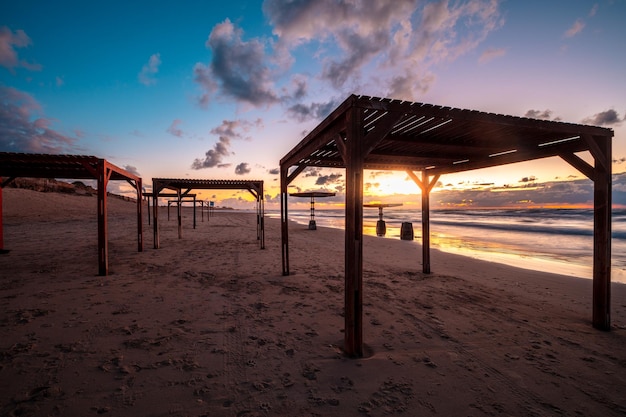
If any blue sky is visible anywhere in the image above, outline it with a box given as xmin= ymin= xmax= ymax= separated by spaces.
xmin=1 ymin=0 xmax=625 ymax=209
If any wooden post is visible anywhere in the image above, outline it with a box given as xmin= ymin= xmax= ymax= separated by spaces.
xmin=407 ymin=170 xmax=440 ymax=274
xmin=147 ymin=194 xmax=151 ymax=226
xmin=258 ymin=191 xmax=265 ymax=249
xmin=97 ymin=161 xmax=109 ymax=276
xmin=177 ymin=188 xmax=182 ymax=239
xmin=280 ymin=166 xmax=290 ymax=275
xmin=153 ymin=182 xmax=160 ymax=249
xmin=136 ymin=178 xmax=143 ymax=252
xmin=344 ymin=105 xmax=364 ymax=358
xmin=593 ymin=135 xmax=612 ymax=330
xmin=0 ymin=180 xmax=4 ymax=251
xmin=421 ymin=171 xmax=431 ymax=274
xmin=193 ymin=195 xmax=197 ymax=229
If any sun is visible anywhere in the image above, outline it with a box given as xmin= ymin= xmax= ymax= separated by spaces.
xmin=364 ymin=171 xmax=422 ymax=197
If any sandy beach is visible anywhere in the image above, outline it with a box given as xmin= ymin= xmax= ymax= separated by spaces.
xmin=1 ymin=187 xmax=625 ymax=417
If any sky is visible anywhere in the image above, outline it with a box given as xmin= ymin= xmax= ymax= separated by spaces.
xmin=1 ymin=0 xmax=625 ymax=210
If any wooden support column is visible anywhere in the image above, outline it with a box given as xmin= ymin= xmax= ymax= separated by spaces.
xmin=136 ymin=178 xmax=143 ymax=252
xmin=421 ymin=173 xmax=432 ymax=274
xmin=280 ymin=166 xmax=290 ymax=275
xmin=177 ymin=188 xmax=182 ymax=239
xmin=153 ymin=182 xmax=160 ymax=249
xmin=592 ymin=135 xmax=612 ymax=330
xmin=259 ymin=193 xmax=265 ymax=249
xmin=0 ymin=180 xmax=4 ymax=252
xmin=147 ymin=194 xmax=151 ymax=226
xmin=407 ymin=170 xmax=440 ymax=274
xmin=344 ymin=105 xmax=364 ymax=358
xmin=193 ymin=195 xmax=197 ymax=229
xmin=97 ymin=161 xmax=110 ymax=276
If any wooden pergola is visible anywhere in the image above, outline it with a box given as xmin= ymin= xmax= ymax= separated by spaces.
xmin=0 ymin=152 xmax=143 ymax=276
xmin=151 ymin=178 xmax=265 ymax=249
xmin=280 ymin=94 xmax=614 ymax=357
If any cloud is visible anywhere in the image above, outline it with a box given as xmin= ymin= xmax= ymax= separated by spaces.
xmin=235 ymin=162 xmax=251 ymax=175
xmin=268 ymin=168 xmax=279 ymax=175
xmin=525 ymin=109 xmax=554 ymax=120
xmin=195 ymin=0 xmax=503 ymax=111
xmin=194 ymin=19 xmax=280 ymax=107
xmin=581 ymin=109 xmax=622 ymax=126
xmin=478 ymin=47 xmax=506 ymax=64
xmin=191 ymin=137 xmax=232 ymax=169
xmin=167 ymin=119 xmax=184 ymax=137
xmin=519 ymin=176 xmax=537 ymax=183
xmin=287 ymin=99 xmax=339 ymax=122
xmin=123 ymin=165 xmax=141 ymax=176
xmin=0 ymin=26 xmax=41 ymax=72
xmin=564 ymin=19 xmax=585 ymax=38
xmin=316 ymin=173 xmax=343 ymax=186
xmin=0 ymin=86 xmax=77 ymax=153
xmin=210 ymin=118 xmax=262 ymax=139
xmin=191 ymin=118 xmax=263 ymax=169
xmin=138 ymin=53 xmax=161 ymax=86
xmin=264 ymin=0 xmax=503 ymax=101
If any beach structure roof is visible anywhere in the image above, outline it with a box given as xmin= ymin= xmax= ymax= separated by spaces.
xmin=151 ymin=178 xmax=265 ymax=249
xmin=0 ymin=152 xmax=143 ymax=276
xmin=279 ymin=94 xmax=614 ymax=357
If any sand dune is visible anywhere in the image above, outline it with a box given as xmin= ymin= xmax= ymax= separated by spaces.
xmin=1 ymin=187 xmax=625 ymax=416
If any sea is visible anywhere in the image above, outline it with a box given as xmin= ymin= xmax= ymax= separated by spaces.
xmin=267 ymin=208 xmax=626 ymax=284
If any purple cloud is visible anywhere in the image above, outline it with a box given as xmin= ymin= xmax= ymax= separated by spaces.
xmin=194 ymin=19 xmax=279 ymax=107
xmin=582 ymin=109 xmax=622 ymax=126
xmin=191 ymin=137 xmax=232 ymax=169
xmin=167 ymin=119 xmax=184 ymax=137
xmin=0 ymin=86 xmax=76 ymax=153
xmin=235 ymin=162 xmax=251 ymax=175
xmin=0 ymin=26 xmax=41 ymax=72
xmin=138 ymin=53 xmax=161 ymax=86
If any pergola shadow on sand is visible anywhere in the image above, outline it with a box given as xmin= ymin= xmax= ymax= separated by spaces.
xmin=0 ymin=152 xmax=143 ymax=276
xmin=280 ymin=94 xmax=614 ymax=357
xmin=151 ymin=178 xmax=265 ymax=249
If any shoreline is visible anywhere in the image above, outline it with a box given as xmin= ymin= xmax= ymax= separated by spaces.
xmin=269 ymin=209 xmax=626 ymax=284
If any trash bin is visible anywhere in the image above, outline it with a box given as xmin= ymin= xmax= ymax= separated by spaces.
xmin=376 ymin=220 xmax=386 ymax=236
xmin=400 ymin=222 xmax=414 ymax=240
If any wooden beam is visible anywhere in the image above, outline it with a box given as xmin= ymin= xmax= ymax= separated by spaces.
xmin=280 ymin=165 xmax=290 ymax=275
xmin=286 ymin=165 xmax=307 ymax=186
xmin=362 ymin=112 xmax=405 ymax=157
xmin=581 ymin=134 xmax=609 ymax=172
xmin=559 ymin=152 xmax=595 ymax=180
xmin=344 ymin=105 xmax=364 ymax=357
xmin=592 ymin=135 xmax=612 ymax=330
